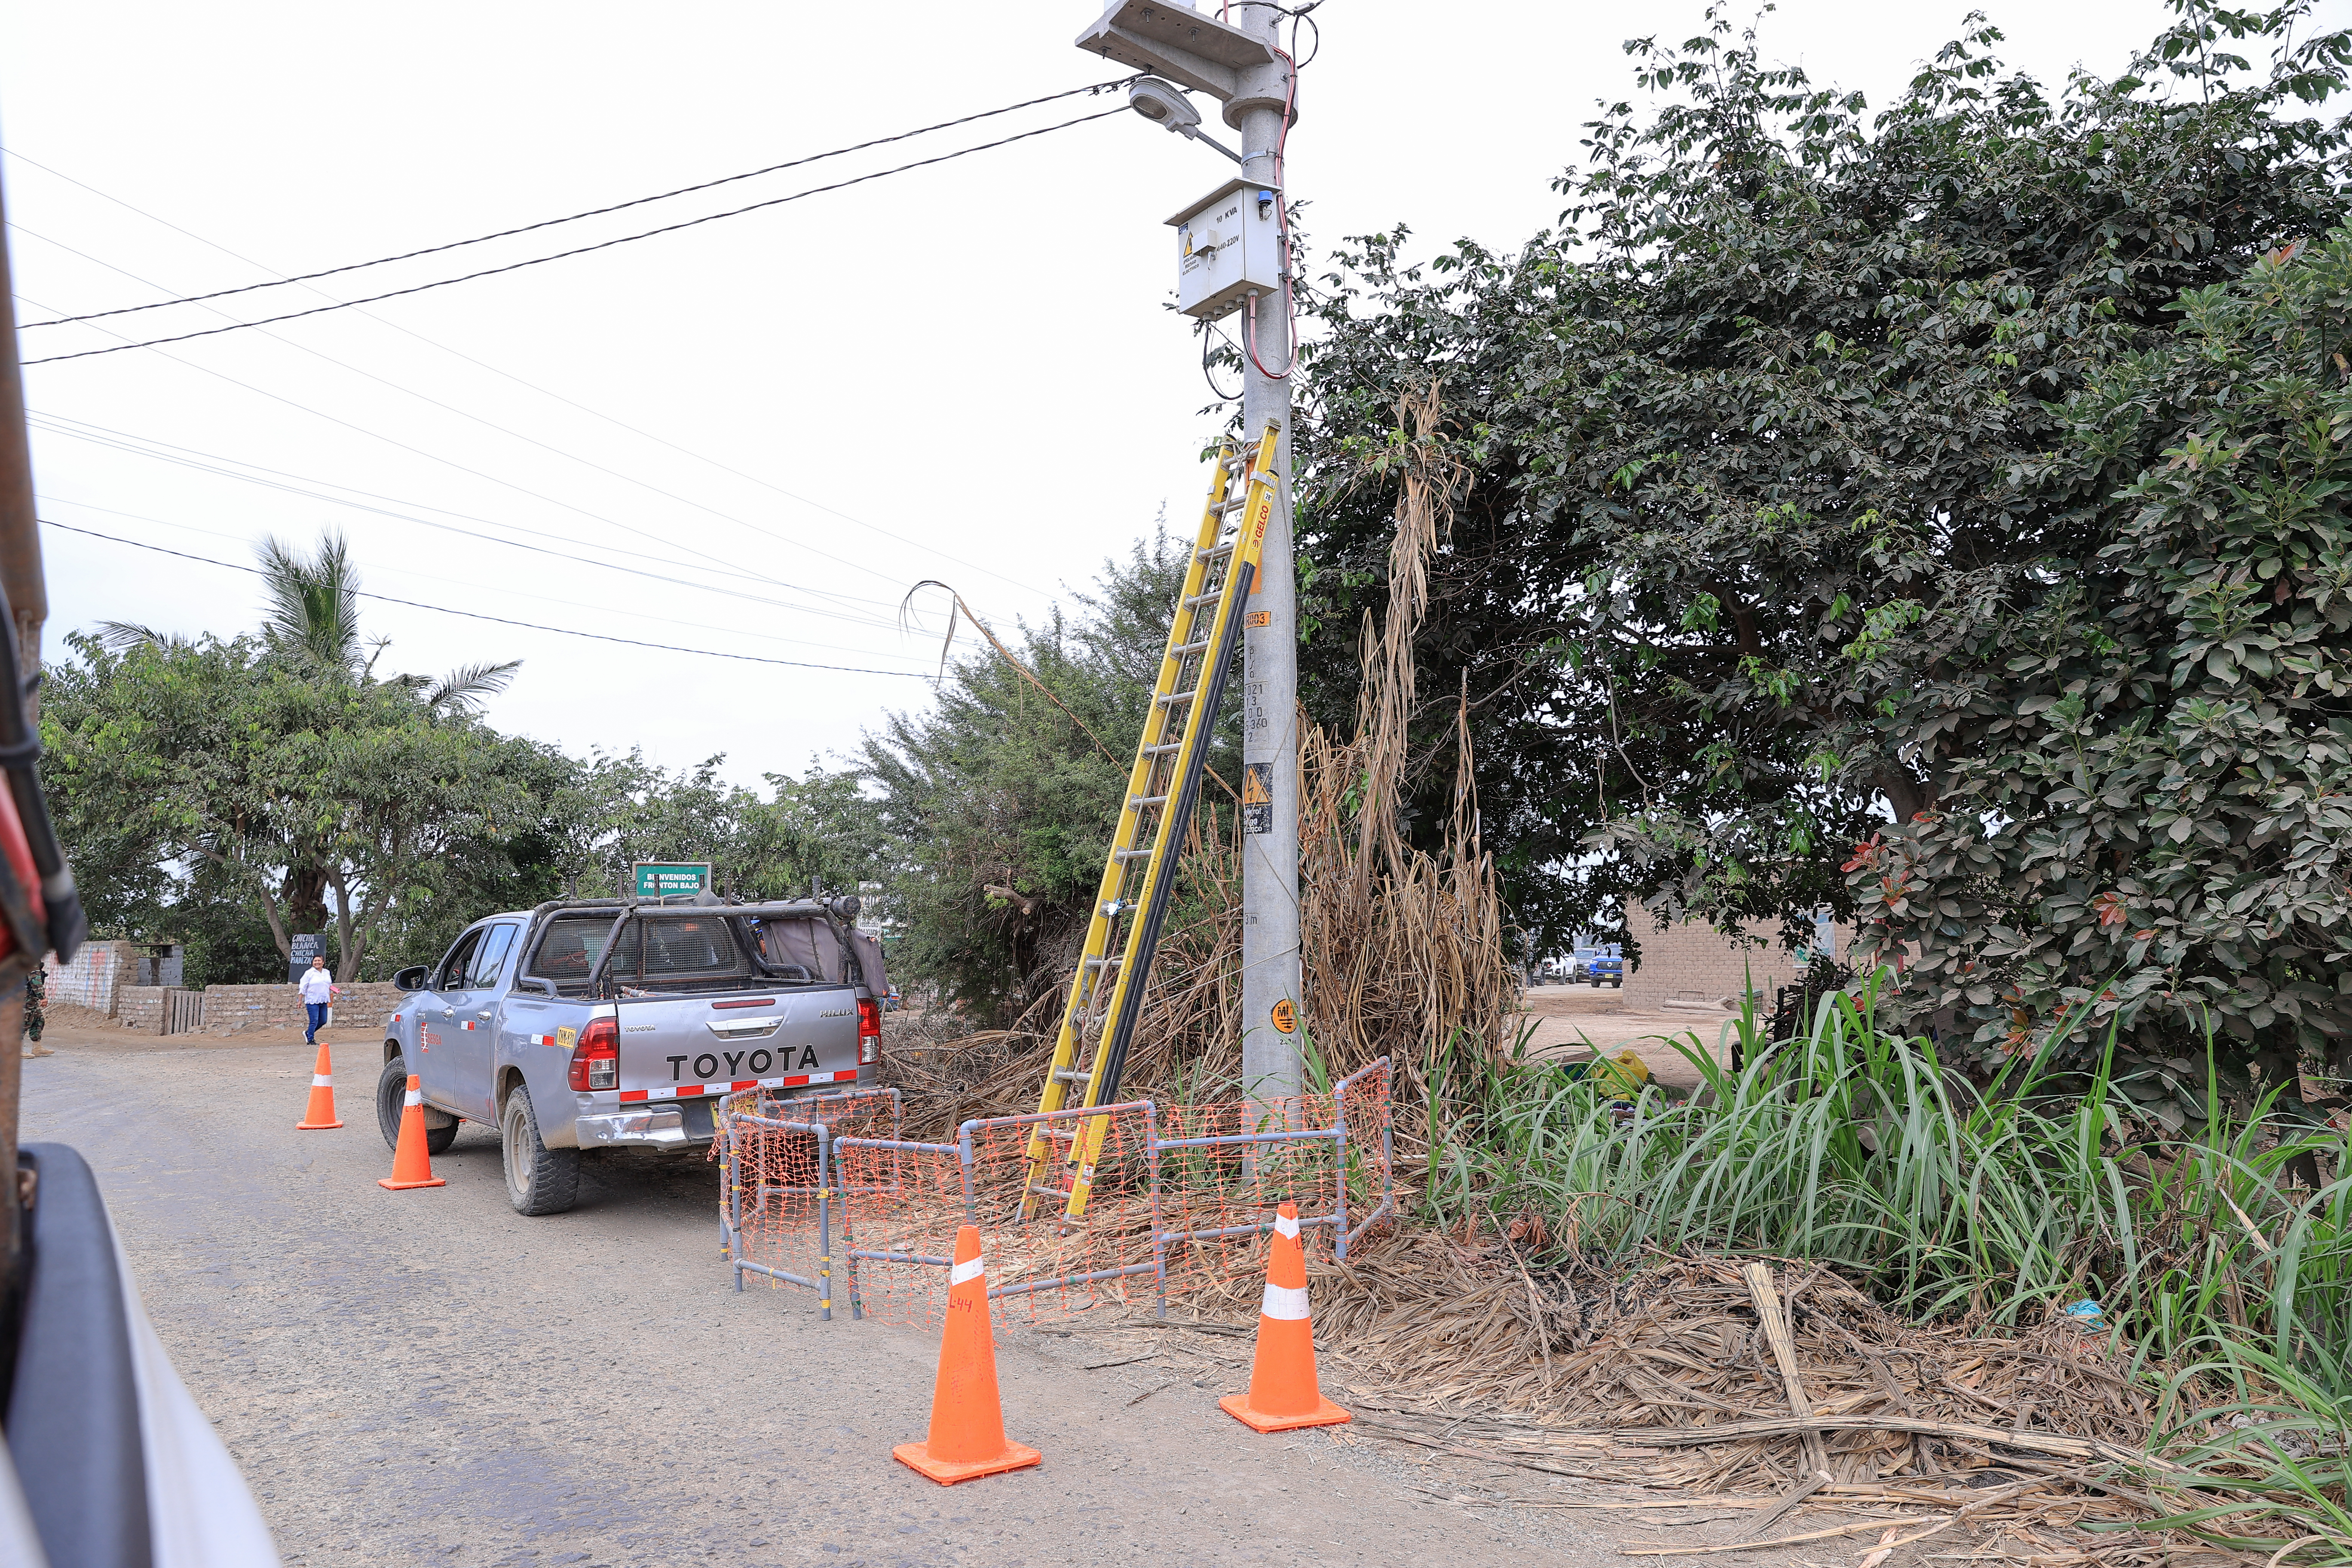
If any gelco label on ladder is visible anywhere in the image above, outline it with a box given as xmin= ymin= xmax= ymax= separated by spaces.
xmin=1242 ymin=763 xmax=1273 ymax=835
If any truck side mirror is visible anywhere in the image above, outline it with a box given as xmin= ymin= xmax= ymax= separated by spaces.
xmin=392 ymin=965 xmax=430 ymax=992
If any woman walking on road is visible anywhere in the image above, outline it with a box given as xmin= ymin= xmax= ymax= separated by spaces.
xmin=298 ymin=955 xmax=338 ymax=1044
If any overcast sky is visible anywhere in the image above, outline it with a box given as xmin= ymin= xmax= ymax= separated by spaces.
xmin=0 ymin=0 xmax=2283 ymax=791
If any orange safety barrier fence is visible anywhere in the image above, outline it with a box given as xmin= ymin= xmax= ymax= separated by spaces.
xmin=715 ymin=1087 xmax=903 ymax=1320
xmin=828 ymin=1057 xmax=1392 ymax=1334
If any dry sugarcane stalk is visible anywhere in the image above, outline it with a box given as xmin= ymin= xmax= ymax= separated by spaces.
xmin=1747 ymin=1262 xmax=1833 ymax=1475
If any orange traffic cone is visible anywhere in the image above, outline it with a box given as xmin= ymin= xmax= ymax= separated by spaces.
xmin=296 ymin=1041 xmax=343 ymax=1130
xmin=378 ymin=1074 xmax=447 ymax=1190
xmin=893 ymin=1225 xmax=1042 ymax=1485
xmin=1219 ymin=1201 xmax=1350 ymax=1432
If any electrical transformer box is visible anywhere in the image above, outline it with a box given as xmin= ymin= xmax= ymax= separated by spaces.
xmin=1168 ymin=178 xmax=1283 ymax=321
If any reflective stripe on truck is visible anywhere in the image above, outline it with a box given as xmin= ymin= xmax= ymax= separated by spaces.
xmin=619 ymin=1069 xmax=860 ymax=1102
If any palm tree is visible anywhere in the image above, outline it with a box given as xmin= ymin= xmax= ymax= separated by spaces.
xmin=257 ymin=529 xmax=520 ymax=712
xmin=258 ymin=531 xmax=363 ymax=674
xmin=92 ymin=621 xmax=191 ymax=653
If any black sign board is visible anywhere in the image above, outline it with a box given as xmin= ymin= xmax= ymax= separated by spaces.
xmin=288 ymin=933 xmax=323 ymax=984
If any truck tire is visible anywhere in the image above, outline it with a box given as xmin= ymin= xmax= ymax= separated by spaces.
xmin=377 ymin=1057 xmax=459 ymax=1155
xmin=500 ymin=1086 xmax=579 ymax=1216
xmin=1590 ymin=976 xmax=1602 ymax=989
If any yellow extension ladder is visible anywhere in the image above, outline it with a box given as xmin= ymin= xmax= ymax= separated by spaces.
xmin=1020 ymin=420 xmax=1281 ymax=1221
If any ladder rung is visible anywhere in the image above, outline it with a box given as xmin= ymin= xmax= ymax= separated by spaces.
xmin=1211 ymin=496 xmax=1249 ymax=514
xmin=1052 ymin=1068 xmax=1091 ymax=1083
xmin=1029 ymin=1183 xmax=1072 ymax=1200
xmin=1156 ymin=690 xmax=1198 ymax=706
xmin=1182 ymin=591 xmax=1221 ymax=606
xmin=1083 ymin=954 xmax=1122 ymax=969
xmin=1113 ymin=846 xmax=1153 ymax=860
xmin=1140 ymin=743 xmax=1180 ymax=756
xmin=1128 ymin=794 xmax=1169 ymax=809
xmin=1172 ymin=638 xmax=1210 ymax=655
xmin=1196 ymin=542 xmax=1234 ymax=561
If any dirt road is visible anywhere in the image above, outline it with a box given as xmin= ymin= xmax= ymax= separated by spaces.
xmin=21 ymin=1029 xmax=1631 ymax=1568
xmin=1512 ymin=985 xmax=1746 ymax=1091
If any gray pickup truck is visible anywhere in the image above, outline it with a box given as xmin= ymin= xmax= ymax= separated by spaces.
xmin=378 ymin=895 xmax=887 ymax=1215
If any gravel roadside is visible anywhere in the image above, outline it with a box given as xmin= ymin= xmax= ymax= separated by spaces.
xmin=21 ymin=1035 xmax=1635 ymax=1568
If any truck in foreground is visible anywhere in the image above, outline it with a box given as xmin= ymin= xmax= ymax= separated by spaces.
xmin=380 ymin=894 xmax=886 ymax=1214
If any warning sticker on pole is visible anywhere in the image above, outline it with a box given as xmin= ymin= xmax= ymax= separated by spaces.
xmin=1241 ymin=763 xmax=1272 ymax=835
xmin=1271 ymin=999 xmax=1297 ymax=1035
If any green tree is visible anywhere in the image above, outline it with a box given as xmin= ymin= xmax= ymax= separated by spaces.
xmin=1844 ymin=231 xmax=2352 ymax=1109
xmin=864 ymin=533 xmax=1229 ymax=1023
xmin=100 ymin=528 xmax=521 ymax=937
xmin=543 ymin=750 xmax=885 ymax=904
xmin=42 ymin=632 xmax=544 ymax=980
xmin=1294 ymin=0 xmax=2352 ymax=1025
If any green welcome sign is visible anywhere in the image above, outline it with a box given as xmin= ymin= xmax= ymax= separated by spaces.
xmin=631 ymin=862 xmax=711 ymax=898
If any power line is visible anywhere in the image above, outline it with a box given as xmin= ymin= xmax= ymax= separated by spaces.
xmin=26 ymin=413 xmax=921 ymax=634
xmin=0 ymin=147 xmax=1056 ymax=601
xmin=22 ymin=106 xmax=1128 ymax=366
xmin=8 ymin=218 xmax=967 ymax=607
xmin=42 ymin=519 xmax=938 ymax=678
xmin=37 ymin=494 xmax=940 ymax=665
xmin=12 ymin=285 xmax=918 ymax=625
xmin=18 ymin=78 xmax=1136 ymax=330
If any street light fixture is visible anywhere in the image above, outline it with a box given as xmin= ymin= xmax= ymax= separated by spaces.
xmin=1127 ymin=77 xmax=1243 ymax=165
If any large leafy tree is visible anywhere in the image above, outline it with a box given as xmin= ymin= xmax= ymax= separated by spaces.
xmin=1848 ymin=231 xmax=2352 ymax=1109
xmin=43 ymin=632 xmax=544 ymax=980
xmin=1294 ymin=2 xmax=2352 ymax=1065
xmin=98 ymin=528 xmax=521 ymax=937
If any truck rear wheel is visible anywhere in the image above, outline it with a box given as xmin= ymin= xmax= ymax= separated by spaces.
xmin=377 ymin=1057 xmax=458 ymax=1155
xmin=500 ymin=1086 xmax=579 ymax=1216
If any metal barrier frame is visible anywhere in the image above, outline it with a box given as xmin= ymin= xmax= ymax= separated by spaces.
xmin=719 ymin=1086 xmax=903 ymax=1321
xmin=1148 ymin=1056 xmax=1393 ymax=1265
xmin=743 ymin=1058 xmax=1394 ymax=1323
xmin=837 ymin=1098 xmax=1165 ymax=1318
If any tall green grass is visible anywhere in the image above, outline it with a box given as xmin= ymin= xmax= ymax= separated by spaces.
xmin=1425 ymin=972 xmax=2352 ymax=1370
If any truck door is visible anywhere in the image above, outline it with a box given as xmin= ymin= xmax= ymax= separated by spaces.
xmin=417 ymin=927 xmax=483 ymax=1115
xmin=445 ymin=922 xmax=517 ymax=1122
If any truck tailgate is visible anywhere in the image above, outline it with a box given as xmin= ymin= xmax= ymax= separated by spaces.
xmin=612 ymin=986 xmax=862 ymax=1103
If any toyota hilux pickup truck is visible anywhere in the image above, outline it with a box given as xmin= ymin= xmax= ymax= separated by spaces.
xmin=377 ymin=894 xmax=887 ymax=1215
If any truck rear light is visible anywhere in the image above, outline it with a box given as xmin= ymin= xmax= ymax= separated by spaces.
xmin=857 ymin=997 xmax=881 ymax=1066
xmin=568 ymin=1017 xmax=620 ymax=1092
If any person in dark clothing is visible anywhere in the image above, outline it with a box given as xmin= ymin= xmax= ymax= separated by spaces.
xmin=21 ymin=962 xmax=47 ymax=1058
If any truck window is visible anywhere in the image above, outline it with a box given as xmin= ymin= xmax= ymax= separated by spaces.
xmin=527 ymin=919 xmax=609 ymax=984
xmin=468 ymin=923 xmax=518 ymax=989
xmin=526 ymin=916 xmax=753 ymax=990
xmin=601 ymin=918 xmax=750 ymax=985
xmin=436 ymin=928 xmax=484 ymax=992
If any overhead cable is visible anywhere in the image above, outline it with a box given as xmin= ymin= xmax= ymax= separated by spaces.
xmin=40 ymin=495 xmax=936 ymax=663
xmin=24 ymin=106 xmax=1128 ymax=365
xmin=10 ymin=217 xmax=961 ymax=606
xmin=13 ymin=284 xmax=915 ymax=622
xmin=28 ymin=415 xmax=916 ymax=633
xmin=0 ymin=146 xmax=1055 ymax=600
xmin=42 ymin=520 xmax=937 ymax=678
xmin=19 ymin=79 xmax=1137 ymax=329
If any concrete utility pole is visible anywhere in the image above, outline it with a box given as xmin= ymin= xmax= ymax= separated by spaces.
xmin=1078 ymin=0 xmax=1303 ymax=1102
xmin=1228 ymin=3 xmax=1302 ymax=1106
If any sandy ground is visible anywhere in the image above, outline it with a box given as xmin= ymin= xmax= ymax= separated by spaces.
xmin=18 ymin=1031 xmax=1658 ymax=1568
xmin=1511 ymin=983 xmax=1748 ymax=1092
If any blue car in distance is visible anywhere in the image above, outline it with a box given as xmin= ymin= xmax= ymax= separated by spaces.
xmin=1587 ymin=944 xmax=1623 ymax=989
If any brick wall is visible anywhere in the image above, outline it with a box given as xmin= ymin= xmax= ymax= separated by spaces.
xmin=117 ymin=986 xmax=169 ymax=1034
xmin=49 ymin=939 xmax=133 ymax=1014
xmin=192 ymin=981 xmax=407 ymax=1037
xmin=1620 ymin=903 xmax=1854 ymax=1009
